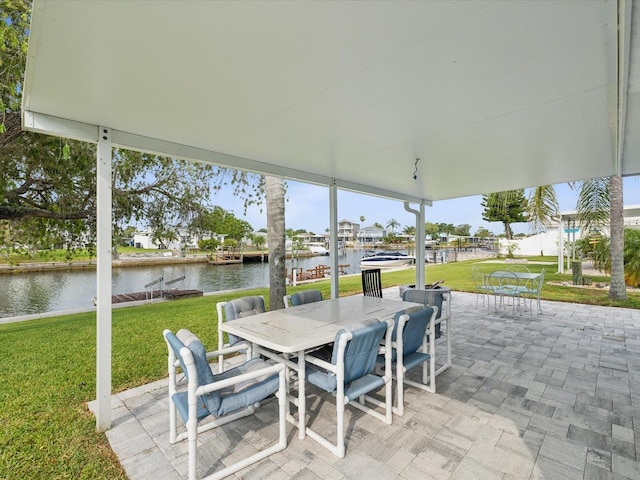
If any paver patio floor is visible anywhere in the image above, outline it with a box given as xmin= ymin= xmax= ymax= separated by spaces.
xmin=90 ymin=289 xmax=640 ymax=479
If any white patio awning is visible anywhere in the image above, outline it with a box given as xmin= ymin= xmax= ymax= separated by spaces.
xmin=22 ymin=0 xmax=640 ymax=203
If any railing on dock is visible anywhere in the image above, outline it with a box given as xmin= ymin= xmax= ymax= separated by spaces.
xmin=165 ymin=275 xmax=186 ymax=290
xmin=145 ymin=276 xmax=164 ymax=302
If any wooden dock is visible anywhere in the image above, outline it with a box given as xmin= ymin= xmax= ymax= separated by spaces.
xmin=94 ymin=288 xmax=203 ymax=305
xmin=207 ymin=252 xmax=243 ymax=265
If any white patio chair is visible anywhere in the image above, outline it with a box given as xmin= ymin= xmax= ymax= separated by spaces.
xmin=216 ymin=295 xmax=265 ymax=373
xmin=163 ymin=328 xmax=287 ymax=480
xmin=401 ymin=287 xmax=452 ymax=381
xmin=471 ymin=265 xmax=491 ymax=307
xmin=302 ymin=318 xmax=393 ymax=458
xmin=283 ymin=289 xmax=323 ymax=308
xmin=375 ymin=305 xmax=437 ymax=415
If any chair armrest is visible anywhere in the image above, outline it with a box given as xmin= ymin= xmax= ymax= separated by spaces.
xmin=197 ymin=362 xmax=285 ymax=396
xmin=205 ymin=343 xmax=254 ymax=359
xmin=305 ymin=354 xmax=338 ymax=374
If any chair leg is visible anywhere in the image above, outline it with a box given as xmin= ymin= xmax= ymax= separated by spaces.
xmin=396 ymin=358 xmax=405 ymax=416
xmin=187 ymin=408 xmax=198 ymax=480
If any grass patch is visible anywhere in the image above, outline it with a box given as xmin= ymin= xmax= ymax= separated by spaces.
xmin=1 ymin=257 xmax=639 ymax=478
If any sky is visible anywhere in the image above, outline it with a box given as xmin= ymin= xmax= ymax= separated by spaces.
xmin=209 ymin=176 xmax=640 ymax=237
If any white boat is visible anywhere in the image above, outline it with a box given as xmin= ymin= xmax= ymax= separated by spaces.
xmin=308 ymin=243 xmax=329 ymax=255
xmin=360 ymin=251 xmax=415 ymax=269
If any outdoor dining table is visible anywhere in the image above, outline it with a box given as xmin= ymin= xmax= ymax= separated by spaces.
xmin=489 ymin=270 xmax=542 ymax=282
xmin=486 ymin=270 xmax=543 ymax=313
xmin=221 ymin=295 xmax=421 ymax=440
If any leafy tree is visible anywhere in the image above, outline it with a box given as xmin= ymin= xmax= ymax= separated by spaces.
xmin=190 ymin=206 xmax=253 ymax=242
xmin=1 ymin=2 xmax=217 ymax=255
xmin=425 ymin=222 xmax=440 ymax=239
xmin=453 ymin=224 xmax=471 ymax=236
xmin=481 ymin=190 xmax=528 ymax=239
xmin=437 ymin=223 xmax=455 ymax=234
xmin=0 ymin=0 xmax=30 ymax=138
xmin=474 ymin=227 xmax=493 ymax=237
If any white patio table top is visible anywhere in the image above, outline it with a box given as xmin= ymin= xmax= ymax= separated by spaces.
xmin=221 ymin=295 xmax=420 ymax=446
xmin=488 ymin=270 xmax=542 ymax=282
xmin=221 ymin=295 xmax=414 ymax=354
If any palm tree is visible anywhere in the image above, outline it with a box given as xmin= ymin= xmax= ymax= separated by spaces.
xmin=386 ymin=218 xmax=400 ymax=233
xmin=604 ymin=175 xmax=626 ymax=300
xmin=266 ymin=175 xmax=286 ymax=310
xmin=359 ymin=215 xmax=365 ymax=224
xmin=253 ymin=234 xmax=266 ymax=252
xmin=403 ymin=225 xmax=416 ymax=236
xmin=527 ymin=176 xmax=626 ymax=300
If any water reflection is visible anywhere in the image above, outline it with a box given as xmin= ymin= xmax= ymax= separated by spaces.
xmin=0 ymin=248 xmax=405 ymax=318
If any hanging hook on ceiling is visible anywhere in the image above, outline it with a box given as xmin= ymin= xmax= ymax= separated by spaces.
xmin=413 ymin=158 xmax=420 ymax=180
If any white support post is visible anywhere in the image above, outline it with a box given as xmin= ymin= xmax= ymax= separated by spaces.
xmin=557 ymin=218 xmax=564 ymax=274
xmin=96 ymin=127 xmax=112 ymax=432
xmin=417 ymin=203 xmax=426 ymax=288
xmin=404 ymin=201 xmax=425 ymax=288
xmin=329 ymin=181 xmax=339 ymax=299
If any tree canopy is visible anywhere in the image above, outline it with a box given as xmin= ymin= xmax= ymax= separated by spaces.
xmin=481 ymin=190 xmax=528 ymax=239
xmin=190 ymin=206 xmax=253 ymax=242
xmin=0 ymin=1 xmax=247 ymax=255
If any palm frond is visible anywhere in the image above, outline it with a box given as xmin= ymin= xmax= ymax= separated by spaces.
xmin=527 ymin=185 xmax=559 ymax=232
xmin=576 ymin=177 xmax=609 ymax=232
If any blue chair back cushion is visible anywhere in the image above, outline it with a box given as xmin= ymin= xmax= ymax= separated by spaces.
xmin=224 ymin=296 xmax=266 ymax=345
xmin=402 ymin=288 xmax=448 ymax=338
xmin=306 ymin=319 xmax=386 ymax=393
xmin=291 ymin=289 xmax=323 ymax=306
xmin=377 ymin=306 xmax=432 ymax=364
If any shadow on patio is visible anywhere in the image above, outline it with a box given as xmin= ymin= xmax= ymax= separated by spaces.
xmin=90 ymin=290 xmax=640 ymax=479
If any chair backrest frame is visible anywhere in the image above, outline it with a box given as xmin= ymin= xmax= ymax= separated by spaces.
xmin=288 ymin=289 xmax=323 ymax=307
xmin=361 ymin=268 xmax=383 ymax=298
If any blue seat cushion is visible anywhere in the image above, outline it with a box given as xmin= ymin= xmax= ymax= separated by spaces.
xmin=170 ymin=330 xmax=280 ymax=421
xmin=214 ymin=358 xmax=280 ymax=417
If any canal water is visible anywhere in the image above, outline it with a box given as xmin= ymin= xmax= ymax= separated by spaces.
xmin=0 ymin=249 xmax=416 ymax=318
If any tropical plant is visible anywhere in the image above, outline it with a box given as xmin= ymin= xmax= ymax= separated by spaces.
xmin=253 ymin=234 xmax=266 ymax=251
xmin=402 ymin=225 xmax=416 ymax=236
xmin=623 ymin=228 xmax=640 ymax=287
xmin=589 ymin=228 xmax=640 ymax=287
xmin=386 ymin=218 xmax=400 ymax=233
xmin=198 ymin=238 xmax=220 ymax=252
xmin=527 ymin=176 xmax=626 ymax=300
xmin=151 ymin=228 xmax=178 ymax=249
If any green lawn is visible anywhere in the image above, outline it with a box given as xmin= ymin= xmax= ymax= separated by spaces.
xmin=1 ymin=257 xmax=638 ymax=479
xmin=0 ymin=246 xmax=163 ymax=265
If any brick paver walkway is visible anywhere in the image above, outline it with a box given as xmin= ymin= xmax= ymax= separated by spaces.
xmin=91 ymin=289 xmax=640 ymax=479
